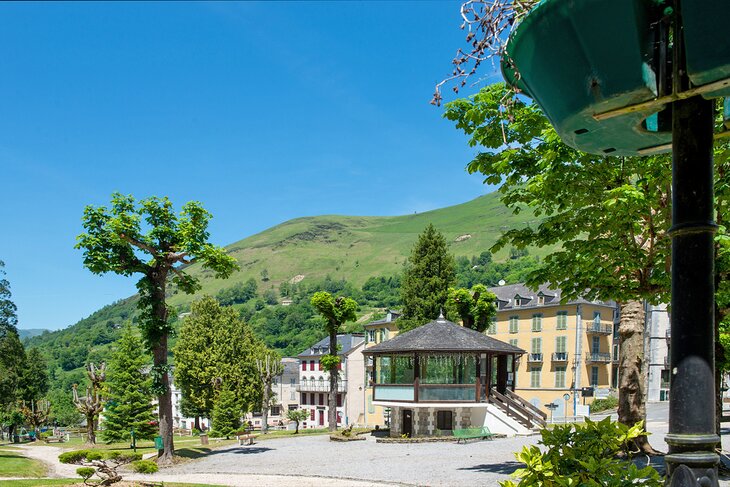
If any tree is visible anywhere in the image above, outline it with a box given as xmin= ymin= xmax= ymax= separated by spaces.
xmin=211 ymin=387 xmax=241 ymax=439
xmin=20 ymin=347 xmax=49 ymax=402
xmin=255 ymin=349 xmax=284 ymax=434
xmin=445 ymin=284 xmax=497 ymax=332
xmin=286 ymin=409 xmax=308 ymax=434
xmin=399 ymin=224 xmax=456 ymax=332
xmin=0 ymin=260 xmax=25 ymax=409
xmin=75 ymin=193 xmax=238 ymax=463
xmin=310 ymin=292 xmax=357 ymax=432
xmin=47 ymin=389 xmax=82 ymax=427
xmin=444 ymin=82 xmax=674 ymax=453
xmin=73 ymin=362 xmax=106 ymax=445
xmin=102 ymin=325 xmax=157 ymax=444
xmin=174 ymin=296 xmax=262 ymax=428
xmin=20 ymin=399 xmax=50 ymax=434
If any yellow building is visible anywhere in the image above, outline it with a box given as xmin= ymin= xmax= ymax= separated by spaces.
xmin=486 ymin=283 xmax=617 ymax=418
xmin=363 ymin=310 xmax=400 ymax=427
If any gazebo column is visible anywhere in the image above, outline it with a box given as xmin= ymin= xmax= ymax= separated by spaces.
xmin=414 ymin=354 xmax=420 ymax=403
xmin=496 ymin=355 xmax=508 ymax=395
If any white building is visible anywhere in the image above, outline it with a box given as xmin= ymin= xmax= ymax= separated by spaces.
xmin=645 ymin=303 xmax=671 ymax=402
xmin=297 ymin=334 xmax=365 ymax=429
xmin=247 ymin=357 xmax=300 ymax=429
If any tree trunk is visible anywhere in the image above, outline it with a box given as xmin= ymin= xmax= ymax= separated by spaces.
xmin=194 ymin=416 xmax=200 ymax=431
xmin=294 ymin=420 xmax=300 ymax=434
xmin=86 ymin=413 xmax=96 ymax=445
xmin=150 ymin=280 xmax=175 ymax=465
xmin=617 ymin=300 xmax=658 ymax=454
xmin=329 ymin=330 xmax=338 ymax=432
xmin=261 ymin=383 xmax=270 ymax=434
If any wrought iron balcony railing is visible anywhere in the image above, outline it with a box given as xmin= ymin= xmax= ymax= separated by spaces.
xmin=586 ymin=323 xmax=613 ymax=335
xmin=551 ymin=352 xmax=569 ymax=362
xmin=585 ymin=352 xmax=612 ymax=363
xmin=526 ymin=353 xmax=543 ymax=363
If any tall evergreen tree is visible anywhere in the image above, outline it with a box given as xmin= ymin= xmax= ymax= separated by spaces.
xmin=211 ymin=387 xmax=241 ymax=439
xmin=102 ymin=325 xmax=157 ymax=443
xmin=0 ymin=260 xmax=25 ymax=409
xmin=20 ymin=347 xmax=49 ymax=402
xmin=399 ymin=224 xmax=456 ymax=332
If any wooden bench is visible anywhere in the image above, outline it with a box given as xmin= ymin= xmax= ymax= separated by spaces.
xmin=452 ymin=426 xmax=494 ymax=444
xmin=237 ymin=434 xmax=258 ymax=446
xmin=44 ymin=435 xmax=66 ymax=443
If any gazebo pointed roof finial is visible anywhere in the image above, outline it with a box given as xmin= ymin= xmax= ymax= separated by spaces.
xmin=438 ymin=309 xmax=445 ymax=320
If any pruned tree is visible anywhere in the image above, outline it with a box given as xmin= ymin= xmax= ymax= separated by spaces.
xmin=20 ymin=399 xmax=50 ymax=435
xmin=59 ymin=449 xmax=142 ymax=486
xmin=445 ymin=284 xmax=498 ymax=332
xmin=399 ymin=224 xmax=456 ymax=332
xmin=73 ymin=362 xmax=106 ymax=445
xmin=444 ymin=82 xmax=674 ymax=453
xmin=286 ymin=409 xmax=308 ymax=434
xmin=76 ymin=193 xmax=238 ymax=463
xmin=310 ymin=292 xmax=358 ymax=432
xmin=255 ymin=349 xmax=284 ymax=434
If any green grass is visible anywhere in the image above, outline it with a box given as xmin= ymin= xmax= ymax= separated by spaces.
xmin=0 ymin=449 xmax=47 ymax=478
xmin=0 ymin=481 xmax=222 ymax=487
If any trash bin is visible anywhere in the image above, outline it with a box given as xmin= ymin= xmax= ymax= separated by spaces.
xmin=200 ymin=433 xmax=209 ymax=445
xmin=154 ymin=436 xmax=163 ymax=450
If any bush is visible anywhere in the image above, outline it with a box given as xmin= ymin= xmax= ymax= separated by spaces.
xmin=501 ymin=418 xmax=662 ymax=487
xmin=132 ymin=460 xmax=159 ymax=474
xmin=591 ymin=395 xmax=619 ymax=413
xmin=59 ymin=450 xmax=90 ymax=464
xmin=76 ymin=467 xmax=95 ymax=480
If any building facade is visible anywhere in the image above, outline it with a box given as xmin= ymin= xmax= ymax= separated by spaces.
xmin=363 ymin=310 xmax=401 ymax=427
xmin=645 ymin=303 xmax=671 ymax=402
xmin=486 ymin=283 xmax=618 ymax=417
xmin=297 ymin=334 xmax=365 ymax=429
xmin=247 ymin=357 xmax=300 ymax=429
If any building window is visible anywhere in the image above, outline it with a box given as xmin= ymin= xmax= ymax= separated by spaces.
xmin=337 ymin=394 xmax=342 ymax=407
xmin=555 ymin=336 xmax=567 ymax=355
xmin=367 ymin=330 xmax=375 ymax=343
xmin=487 ymin=318 xmax=497 ymax=335
xmin=318 ymin=361 xmax=322 ymax=371
xmin=301 ymin=361 xmax=306 ymax=371
xmin=538 ymin=294 xmax=545 ymax=305
xmin=310 ymin=393 xmax=315 ymax=404
xmin=555 ymin=366 xmax=566 ymax=388
xmin=270 ymin=406 xmax=281 ymax=416
xmin=532 ymin=314 xmax=543 ymax=332
xmin=290 ymin=378 xmax=295 ymax=386
xmin=531 ymin=337 xmax=542 ymax=355
xmin=310 ymin=409 xmax=315 ymax=421
xmin=318 ymin=377 xmax=325 ymax=390
xmin=530 ymin=366 xmax=541 ymax=388
xmin=514 ymin=296 xmax=522 ymax=307
xmin=436 ymin=410 xmax=453 ymax=430
xmin=660 ymin=369 xmax=671 ymax=389
xmin=592 ymin=336 xmax=600 ymax=354
xmin=509 ymin=316 xmax=519 ymax=333
xmin=290 ymin=390 xmax=296 ymax=401
xmin=288 ymin=404 xmax=298 ymax=411
xmin=301 ymin=393 xmax=307 ymax=405
xmin=557 ymin=311 xmax=568 ymax=330
xmin=309 ymin=360 xmax=315 ymax=371
xmin=593 ymin=311 xmax=601 ymax=326
xmin=509 ymin=339 xmax=518 ymax=348
xmin=319 ymin=393 xmax=324 ymax=406
xmin=591 ymin=366 xmax=599 ymax=387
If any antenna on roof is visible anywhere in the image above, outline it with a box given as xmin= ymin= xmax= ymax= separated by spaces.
xmin=498 ymin=280 xmax=506 ymax=286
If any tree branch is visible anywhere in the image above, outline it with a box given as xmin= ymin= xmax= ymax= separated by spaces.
xmin=119 ymin=233 xmax=159 ymax=258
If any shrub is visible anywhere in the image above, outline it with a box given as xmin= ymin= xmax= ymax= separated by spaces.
xmin=59 ymin=450 xmax=90 ymax=464
xmin=591 ymin=395 xmax=619 ymax=413
xmin=76 ymin=466 xmax=95 ymax=480
xmin=501 ymin=418 xmax=662 ymax=486
xmin=132 ymin=460 xmax=159 ymax=474
xmin=58 ymin=449 xmax=141 ymax=485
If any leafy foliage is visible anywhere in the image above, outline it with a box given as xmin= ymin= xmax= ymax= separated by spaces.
xmin=399 ymin=224 xmax=456 ymax=331
xmin=0 ymin=260 xmax=25 ymax=409
xmin=445 ymin=284 xmax=497 ymax=332
xmin=211 ymin=387 xmax=242 ymax=439
xmin=501 ymin=418 xmax=662 ymax=487
xmin=131 ymin=459 xmax=158 ymax=474
xmin=101 ymin=324 xmax=157 ymax=443
xmin=59 ymin=449 xmax=143 ymax=486
xmin=286 ymin=409 xmax=309 ymax=434
xmin=217 ymin=278 xmax=258 ymax=306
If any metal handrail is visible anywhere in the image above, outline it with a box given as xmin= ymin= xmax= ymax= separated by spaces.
xmin=585 ymin=352 xmax=611 ymax=363
xmin=586 ymin=323 xmax=613 ymax=334
xmin=527 ymin=353 xmax=543 ymax=362
xmin=551 ymin=352 xmax=569 ymax=362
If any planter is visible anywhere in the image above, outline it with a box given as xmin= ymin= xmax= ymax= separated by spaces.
xmin=682 ymin=0 xmax=730 ymax=98
xmin=502 ymin=0 xmax=671 ymax=156
xmin=330 ymin=433 xmax=366 ymax=442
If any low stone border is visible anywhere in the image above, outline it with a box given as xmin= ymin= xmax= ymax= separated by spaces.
xmin=376 ymin=436 xmax=455 ymax=444
xmin=330 ymin=434 xmax=367 ymax=442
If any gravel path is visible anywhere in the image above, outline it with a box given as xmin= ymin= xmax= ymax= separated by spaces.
xmin=14 ymin=443 xmax=78 ymax=478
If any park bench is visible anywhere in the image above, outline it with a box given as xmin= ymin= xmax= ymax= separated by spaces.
xmin=237 ymin=433 xmax=258 ymax=446
xmin=452 ymin=426 xmax=494 ymax=444
xmin=44 ymin=435 xmax=66 ymax=443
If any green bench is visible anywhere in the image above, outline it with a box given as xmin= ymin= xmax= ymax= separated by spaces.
xmin=452 ymin=426 xmax=494 ymax=443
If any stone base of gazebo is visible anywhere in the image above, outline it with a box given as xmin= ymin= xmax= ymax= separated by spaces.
xmin=380 ymin=403 xmax=532 ymax=438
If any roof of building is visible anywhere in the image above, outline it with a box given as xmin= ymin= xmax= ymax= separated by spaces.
xmin=297 ymin=334 xmax=365 ymax=358
xmin=487 ymin=283 xmax=616 ymax=311
xmin=364 ymin=309 xmax=401 ymax=328
xmin=363 ymin=314 xmax=524 ymax=355
xmin=281 ymin=358 xmax=300 ymax=376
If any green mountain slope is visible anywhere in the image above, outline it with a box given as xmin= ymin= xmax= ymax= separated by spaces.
xmin=165 ymin=192 xmax=542 ymax=309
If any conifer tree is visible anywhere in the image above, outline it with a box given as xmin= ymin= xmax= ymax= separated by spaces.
xmin=399 ymin=224 xmax=456 ymax=332
xmin=211 ymin=387 xmax=241 ymax=439
xmin=101 ymin=325 xmax=157 ymax=443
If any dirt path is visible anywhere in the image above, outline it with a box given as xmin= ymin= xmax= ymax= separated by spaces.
xmin=128 ymin=473 xmax=401 ymax=486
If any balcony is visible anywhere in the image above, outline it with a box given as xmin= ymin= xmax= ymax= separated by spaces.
xmin=585 ymin=352 xmax=612 ymax=363
xmin=296 ymin=381 xmax=347 ymax=393
xmin=526 ymin=353 xmax=544 ymax=363
xmin=586 ymin=323 xmax=613 ymax=335
xmin=551 ymin=352 xmax=569 ymax=362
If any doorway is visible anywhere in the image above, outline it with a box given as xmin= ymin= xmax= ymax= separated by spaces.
xmin=402 ymin=409 xmax=413 ymax=437
xmin=318 ymin=409 xmax=324 ymax=426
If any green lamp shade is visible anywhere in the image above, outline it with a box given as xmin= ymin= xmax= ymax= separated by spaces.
xmin=502 ymin=0 xmax=670 ymax=156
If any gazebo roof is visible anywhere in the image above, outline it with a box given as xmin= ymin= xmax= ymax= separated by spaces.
xmin=363 ymin=314 xmax=524 ymax=355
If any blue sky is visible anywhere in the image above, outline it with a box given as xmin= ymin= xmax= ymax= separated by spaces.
xmin=0 ymin=2 xmax=501 ymax=331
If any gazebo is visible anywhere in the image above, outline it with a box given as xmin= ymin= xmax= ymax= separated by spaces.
xmin=363 ymin=314 xmax=540 ymax=437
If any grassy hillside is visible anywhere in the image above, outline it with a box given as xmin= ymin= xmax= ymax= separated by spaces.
xmin=165 ymin=192 xmax=543 ymax=309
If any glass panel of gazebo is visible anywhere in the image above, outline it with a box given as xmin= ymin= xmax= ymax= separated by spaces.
xmin=419 ymin=354 xmax=477 ymax=401
xmin=374 ymin=355 xmax=415 ymax=401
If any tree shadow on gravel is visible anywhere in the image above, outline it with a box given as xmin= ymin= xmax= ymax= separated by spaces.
xmin=225 ymin=446 xmax=273 ymax=455
xmin=458 ymin=461 xmax=522 ymax=475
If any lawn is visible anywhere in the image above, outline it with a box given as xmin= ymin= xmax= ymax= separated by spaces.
xmin=0 ymin=448 xmax=47 ymax=478
xmin=0 ymin=480 xmax=222 ymax=487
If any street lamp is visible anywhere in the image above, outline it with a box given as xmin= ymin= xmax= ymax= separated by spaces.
xmin=501 ymin=1 xmax=729 ymax=485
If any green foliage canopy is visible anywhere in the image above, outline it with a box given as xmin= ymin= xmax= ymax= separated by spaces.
xmin=445 ymin=284 xmax=497 ymax=332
